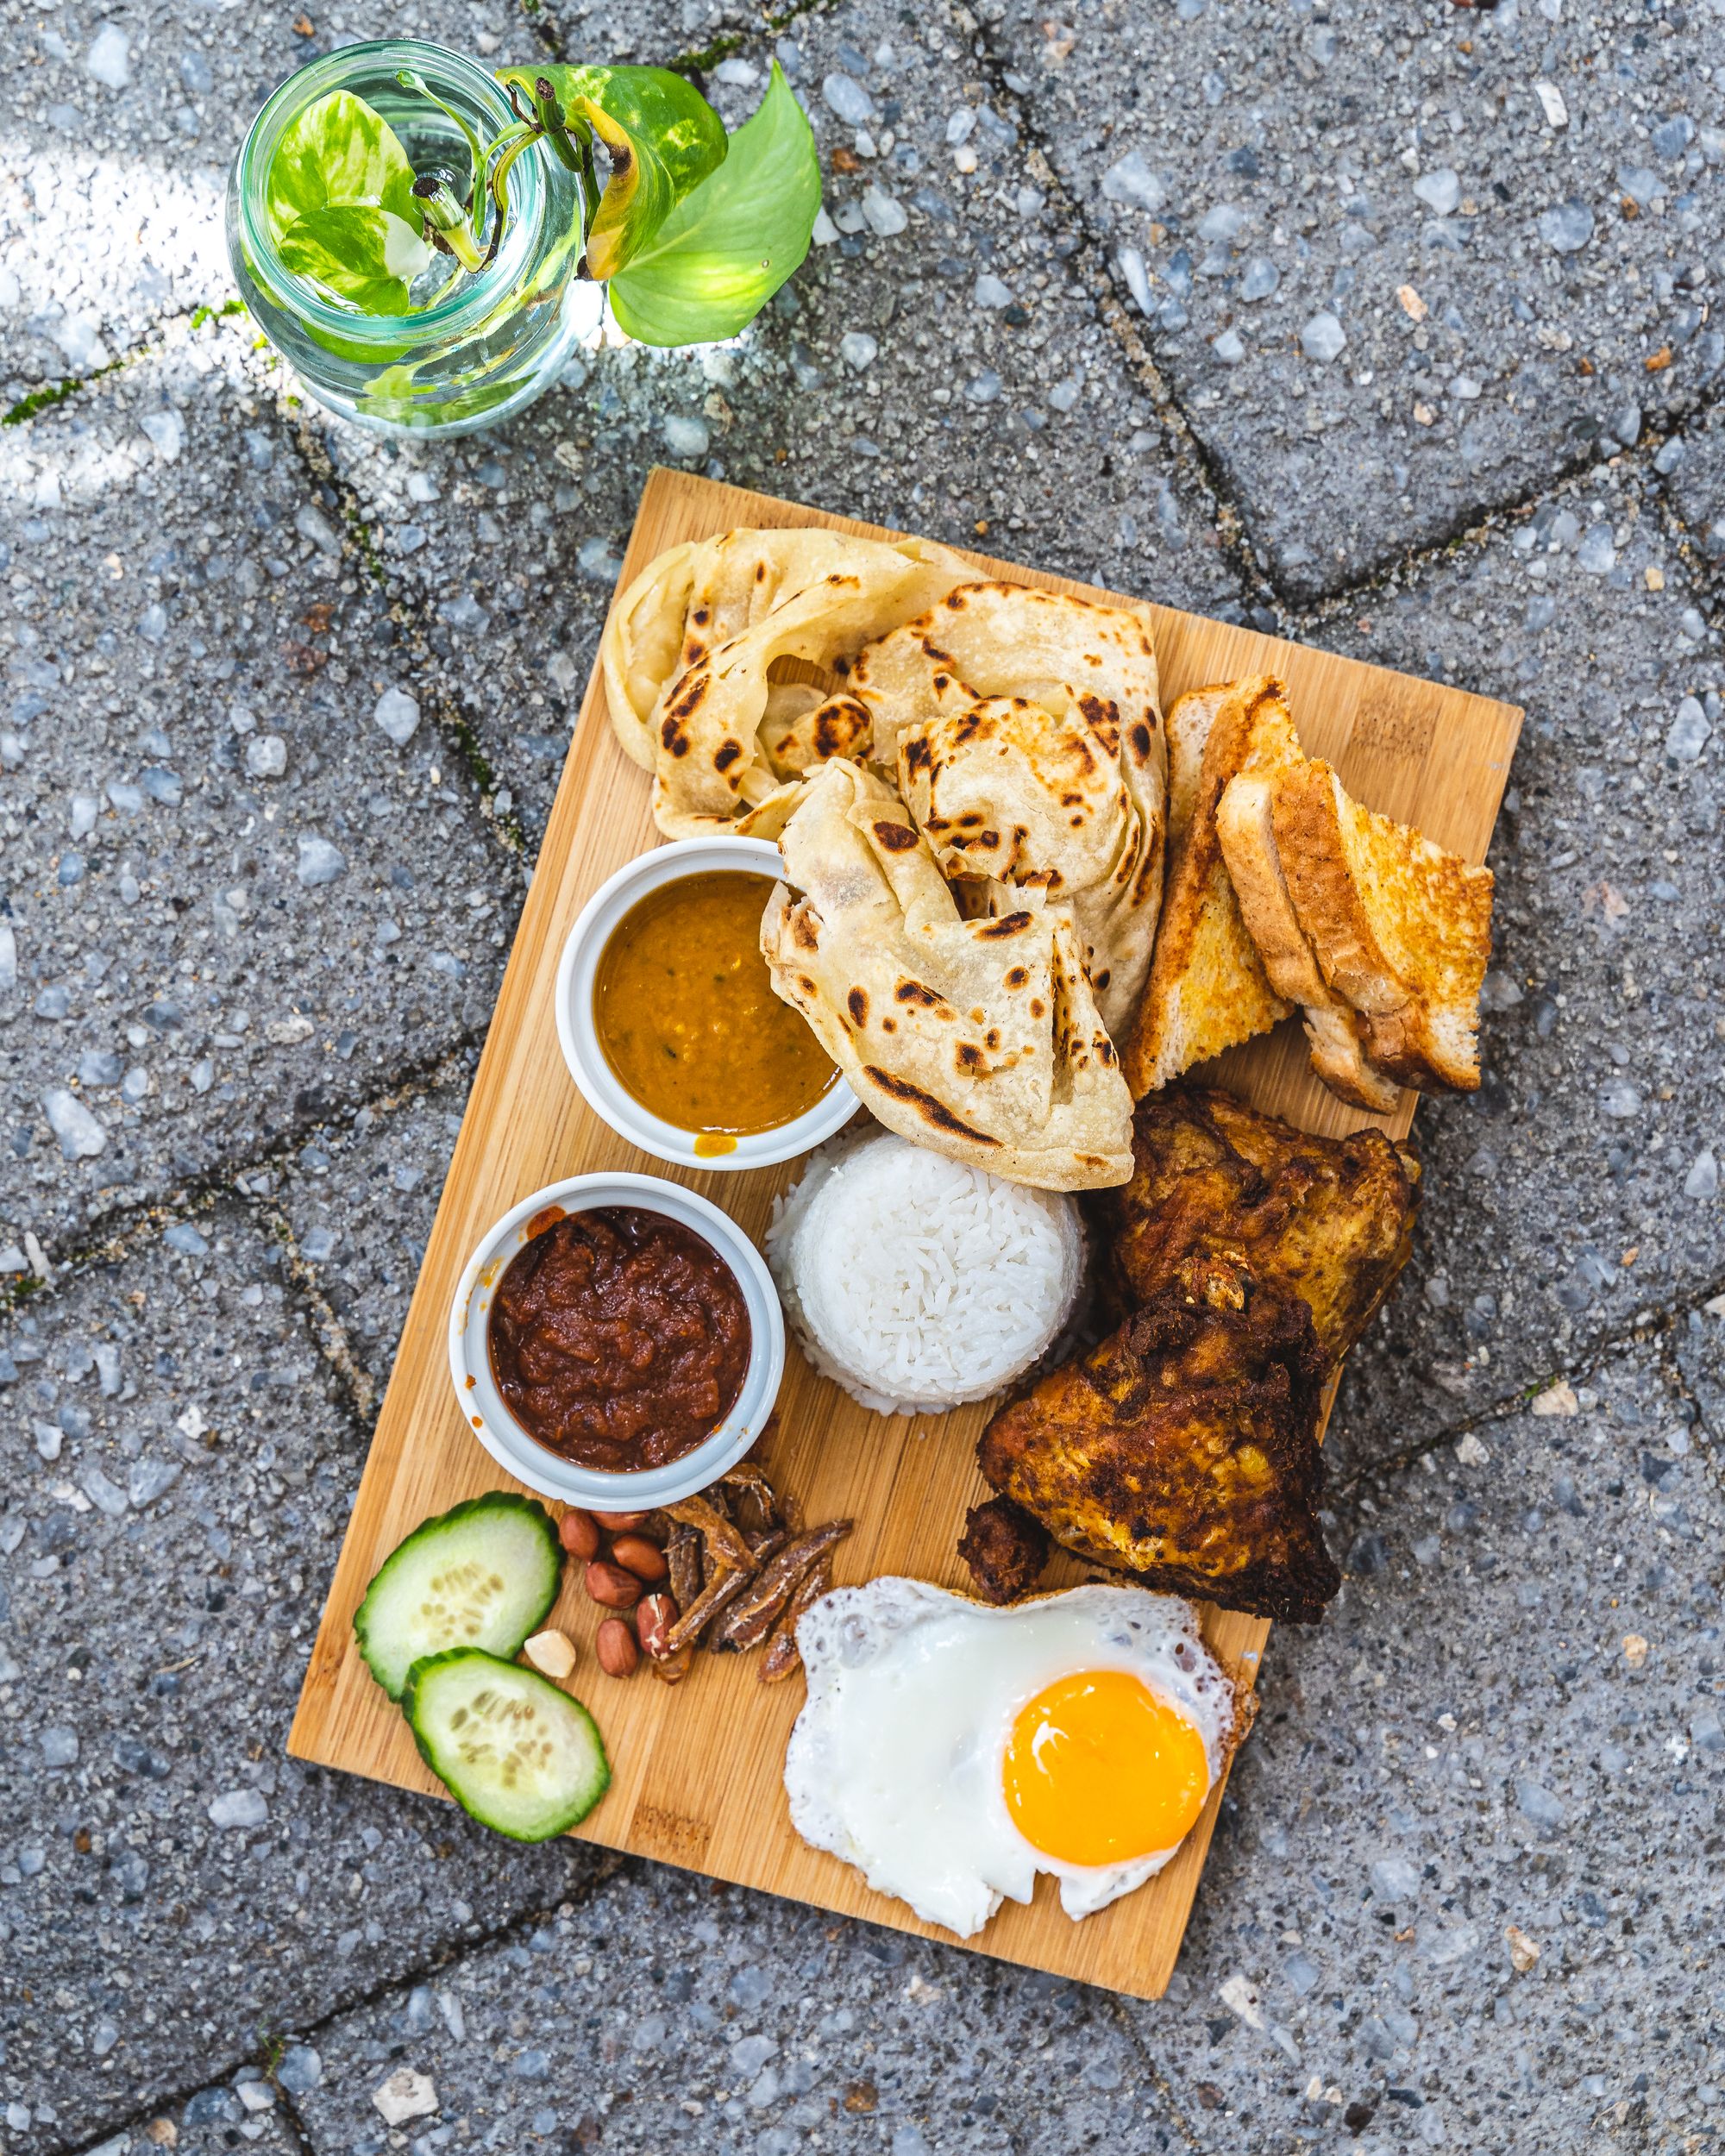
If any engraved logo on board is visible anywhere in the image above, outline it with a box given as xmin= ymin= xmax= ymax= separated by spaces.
xmin=1352 ymin=696 xmax=1435 ymax=761
xmin=633 ymin=1802 xmax=713 ymax=1863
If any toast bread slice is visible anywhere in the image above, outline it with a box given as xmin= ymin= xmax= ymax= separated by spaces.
xmin=1214 ymin=692 xmax=1402 ymax=1113
xmin=1272 ymin=759 xmax=1494 ymax=1092
xmin=1120 ymin=679 xmax=1292 ymax=1095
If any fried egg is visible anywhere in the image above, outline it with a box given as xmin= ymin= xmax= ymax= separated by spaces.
xmin=784 ymin=1578 xmax=1242 ymax=1938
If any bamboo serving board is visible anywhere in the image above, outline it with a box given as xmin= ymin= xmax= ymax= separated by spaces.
xmin=290 ymin=469 xmax=1521 ymax=1999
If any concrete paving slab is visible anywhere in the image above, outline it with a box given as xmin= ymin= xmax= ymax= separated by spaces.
xmin=989 ymin=0 xmax=1725 ymax=602
xmin=1128 ymin=1340 xmax=1724 ymax=2153
xmin=0 ymin=1205 xmax=600 ymax=2156
xmin=282 ymin=1865 xmax=1186 ymax=2156
xmin=310 ymin=0 xmax=1251 ymax=846
xmin=271 ymin=1060 xmax=476 ymax=1409
xmin=1310 ymin=454 xmax=1725 ymax=1463
xmin=0 ymin=322 xmax=510 ymax=1259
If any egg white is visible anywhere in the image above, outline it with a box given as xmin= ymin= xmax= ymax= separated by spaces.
xmin=784 ymin=1578 xmax=1239 ymax=1939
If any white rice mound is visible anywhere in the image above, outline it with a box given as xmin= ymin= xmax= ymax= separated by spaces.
xmin=766 ymin=1130 xmax=1085 ymax=1416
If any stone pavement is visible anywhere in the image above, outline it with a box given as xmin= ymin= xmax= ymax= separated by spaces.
xmin=2 ymin=2 xmax=1722 ymax=2152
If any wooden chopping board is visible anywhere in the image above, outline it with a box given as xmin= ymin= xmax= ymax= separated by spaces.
xmin=288 ymin=468 xmax=1522 ymax=1999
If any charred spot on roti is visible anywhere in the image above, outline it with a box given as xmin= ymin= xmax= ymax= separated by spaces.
xmin=1004 ymin=967 xmax=1029 ymax=989
xmin=862 ymin=1065 xmax=1000 ymax=1144
xmin=901 ymin=734 xmax=934 ymax=776
xmin=790 ymin=910 xmax=820 ymax=953
xmin=872 ymin=819 xmax=921 ymax=853
xmin=1097 ymin=1037 xmax=1117 ymax=1066
xmin=1129 ymin=720 xmax=1154 ymax=761
xmin=692 ymin=605 xmax=711 ymax=627
xmin=846 ymin=986 xmax=869 ymax=1026
xmin=665 ymin=675 xmax=707 ymax=724
xmin=713 ymin=738 xmax=743 ymax=774
xmin=955 ymin=1040 xmax=987 ymax=1074
xmin=881 ymin=1016 xmax=897 ymax=1033
xmin=798 ymin=974 xmax=819 ymax=999
xmin=1030 ymin=998 xmax=1046 ymax=1018
xmin=894 ymin=978 xmax=949 ymax=1011
xmin=978 ymin=912 xmax=1034 ymax=939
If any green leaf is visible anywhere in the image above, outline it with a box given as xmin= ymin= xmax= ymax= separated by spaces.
xmin=276 ymin=204 xmax=433 ymax=314
xmin=609 ymin=64 xmax=819 ymax=348
xmin=265 ymin=90 xmax=431 ymax=310
xmin=495 ymin=63 xmax=726 ymax=282
xmin=267 ymin=89 xmax=424 ymax=230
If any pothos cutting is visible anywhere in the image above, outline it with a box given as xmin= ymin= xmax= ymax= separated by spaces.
xmin=263 ymin=58 xmax=820 ymax=347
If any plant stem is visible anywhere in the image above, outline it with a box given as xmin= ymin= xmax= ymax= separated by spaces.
xmin=533 ymin=77 xmax=582 ymax=171
xmin=396 ymin=68 xmax=484 ymax=210
xmin=484 ymin=128 xmax=543 ymax=267
xmin=411 ymin=175 xmax=486 ymax=272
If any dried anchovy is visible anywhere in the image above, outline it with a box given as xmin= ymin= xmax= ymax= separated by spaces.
xmin=649 ymin=1645 xmax=693 ymax=1685
xmin=707 ymin=1520 xmax=852 ymax=1653
xmin=759 ymin=1551 xmax=836 ymax=1684
xmin=664 ymin=1564 xmax=755 ymax=1652
xmin=666 ymin=1495 xmax=754 ymax=1574
xmin=727 ymin=1476 xmax=779 ymax=1545
xmin=667 ymin=1522 xmax=704 ymax=1609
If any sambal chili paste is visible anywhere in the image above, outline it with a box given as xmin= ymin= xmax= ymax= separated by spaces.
xmin=487 ymin=1206 xmax=751 ymax=1470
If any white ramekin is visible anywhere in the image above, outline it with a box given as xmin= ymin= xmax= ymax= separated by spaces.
xmin=448 ymin=1171 xmax=787 ymax=1509
xmin=555 ymin=836 xmax=857 ymax=1171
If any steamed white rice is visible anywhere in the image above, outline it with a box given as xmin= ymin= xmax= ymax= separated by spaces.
xmin=765 ymin=1131 xmax=1085 ymax=1415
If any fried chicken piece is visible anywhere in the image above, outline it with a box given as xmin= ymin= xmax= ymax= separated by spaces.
xmin=1092 ymin=1084 xmax=1418 ymax=1369
xmin=956 ymin=1496 xmax=1050 ymax=1604
xmin=977 ymin=1252 xmax=1339 ymax=1622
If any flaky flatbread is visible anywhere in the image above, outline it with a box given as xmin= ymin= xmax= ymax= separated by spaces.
xmin=599 ymin=527 xmax=973 ymax=837
xmin=897 ymin=686 xmax=1164 ymax=1037
xmin=762 ymin=761 xmax=1134 ymax=1191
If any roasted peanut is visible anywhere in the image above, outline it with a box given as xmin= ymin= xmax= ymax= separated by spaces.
xmin=558 ymin=1508 xmax=600 ymax=1561
xmin=594 ymin=1617 xmax=638 ymax=1677
xmin=584 ymin=1559 xmax=643 ymax=1610
xmin=592 ymin=1509 xmax=650 ymax=1531
xmin=636 ymin=1591 xmax=681 ymax=1661
xmin=610 ymin=1532 xmax=669 ymax=1583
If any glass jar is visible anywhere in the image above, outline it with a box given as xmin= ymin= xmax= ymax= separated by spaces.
xmin=228 ymin=39 xmax=598 ymax=436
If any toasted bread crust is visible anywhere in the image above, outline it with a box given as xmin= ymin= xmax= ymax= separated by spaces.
xmin=1273 ymin=761 xmax=1493 ymax=1094
xmin=1121 ymin=679 xmax=1290 ymax=1094
xmin=1217 ymin=757 xmax=1402 ymax=1115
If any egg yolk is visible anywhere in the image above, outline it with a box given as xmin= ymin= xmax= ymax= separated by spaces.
xmin=1002 ymin=1670 xmax=1211 ymax=1868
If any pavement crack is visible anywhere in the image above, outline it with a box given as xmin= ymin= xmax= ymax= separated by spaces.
xmin=1100 ymin=1994 xmax=1210 ymax=2152
xmin=3 ymin=299 xmax=248 ymax=428
xmin=3 ymin=1038 xmax=482 ymax=1300
xmin=948 ymin=25 xmax=1274 ymax=625
xmin=1332 ymin=1271 xmax=1725 ymax=1503
xmin=257 ymin=1194 xmax=380 ymax=1427
xmin=278 ymin=405 xmax=531 ymax=865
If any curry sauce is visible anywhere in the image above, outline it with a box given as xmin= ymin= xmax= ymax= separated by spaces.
xmin=593 ymin=871 xmax=837 ymax=1135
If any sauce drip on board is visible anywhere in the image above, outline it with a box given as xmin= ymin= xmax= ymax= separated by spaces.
xmin=488 ymin=1206 xmax=751 ymax=1471
xmin=593 ymin=871 xmax=837 ymax=1135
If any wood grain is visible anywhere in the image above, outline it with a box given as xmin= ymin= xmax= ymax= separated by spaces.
xmin=288 ymin=469 xmax=1522 ymax=2000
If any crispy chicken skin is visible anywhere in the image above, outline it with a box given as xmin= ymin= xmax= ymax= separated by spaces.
xmin=978 ymin=1252 xmax=1339 ymax=1622
xmin=956 ymin=1495 xmax=1051 ymax=1604
xmin=1091 ymin=1084 xmax=1419 ymax=1369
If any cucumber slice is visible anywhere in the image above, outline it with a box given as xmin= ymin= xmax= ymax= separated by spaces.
xmin=403 ymin=1648 xmax=611 ymax=1840
xmin=354 ymin=1492 xmax=561 ymax=1701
